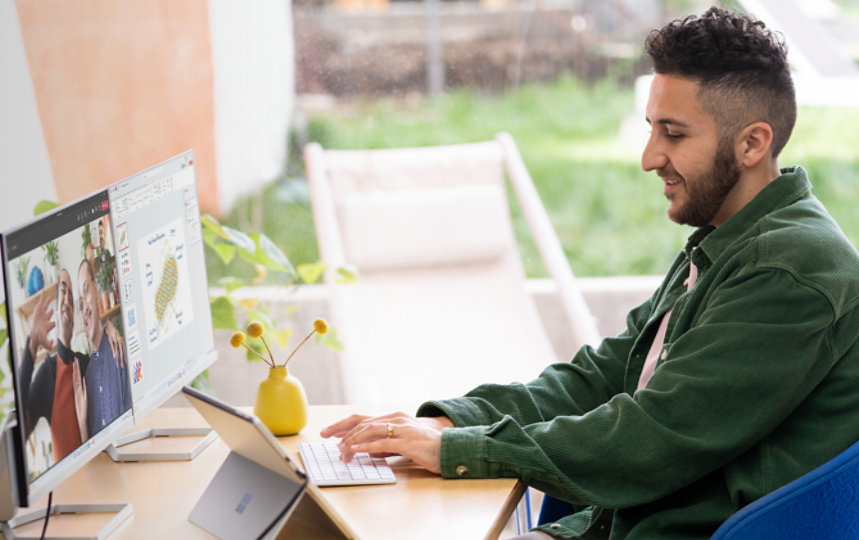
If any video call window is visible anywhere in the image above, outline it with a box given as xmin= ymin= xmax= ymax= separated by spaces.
xmin=3 ymin=191 xmax=132 ymax=485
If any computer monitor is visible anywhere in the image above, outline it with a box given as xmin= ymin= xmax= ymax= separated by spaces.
xmin=107 ymin=150 xmax=215 ymax=422
xmin=0 ymin=151 xmax=218 ymax=530
xmin=1 ymin=189 xmax=135 ymax=508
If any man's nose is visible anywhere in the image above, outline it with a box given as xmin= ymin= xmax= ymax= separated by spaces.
xmin=641 ymin=134 xmax=668 ymax=172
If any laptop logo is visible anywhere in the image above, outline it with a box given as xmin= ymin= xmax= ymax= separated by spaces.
xmin=235 ymin=493 xmax=253 ymax=515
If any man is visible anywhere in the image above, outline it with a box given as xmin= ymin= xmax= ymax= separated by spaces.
xmin=77 ymin=258 xmax=131 ymax=436
xmin=17 ymin=270 xmax=87 ymax=461
xmin=322 ymin=7 xmax=859 ymax=539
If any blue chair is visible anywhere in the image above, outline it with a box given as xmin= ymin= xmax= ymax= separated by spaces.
xmin=537 ymin=494 xmax=575 ymax=526
xmin=711 ymin=438 xmax=859 ymax=539
xmin=537 ymin=439 xmax=859 ymax=538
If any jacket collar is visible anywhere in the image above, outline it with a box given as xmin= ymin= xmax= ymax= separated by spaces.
xmin=685 ymin=166 xmax=811 ymax=268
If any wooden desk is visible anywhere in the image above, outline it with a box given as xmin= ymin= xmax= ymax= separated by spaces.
xmin=9 ymin=405 xmax=526 ymax=539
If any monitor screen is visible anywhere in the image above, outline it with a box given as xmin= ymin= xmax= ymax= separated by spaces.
xmin=107 ymin=150 xmax=215 ymax=419
xmin=1 ymin=191 xmax=134 ymax=505
xmin=1 ymin=150 xmax=217 ymax=508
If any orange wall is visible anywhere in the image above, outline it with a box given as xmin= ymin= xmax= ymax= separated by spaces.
xmin=15 ymin=0 xmax=220 ymax=214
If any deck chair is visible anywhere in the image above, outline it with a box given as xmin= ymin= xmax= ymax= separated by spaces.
xmin=304 ymin=132 xmax=599 ymax=407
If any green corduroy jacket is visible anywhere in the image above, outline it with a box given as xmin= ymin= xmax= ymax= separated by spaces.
xmin=418 ymin=166 xmax=859 ymax=539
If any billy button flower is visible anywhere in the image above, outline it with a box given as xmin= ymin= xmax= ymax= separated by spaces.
xmin=230 ymin=328 xmax=275 ymax=368
xmin=247 ymin=321 xmax=276 ymax=367
xmin=313 ymin=318 xmax=329 ymax=335
xmin=229 ymin=331 xmax=245 ymax=348
xmin=246 ymin=321 xmax=264 ymax=338
xmin=283 ymin=318 xmax=329 ymax=367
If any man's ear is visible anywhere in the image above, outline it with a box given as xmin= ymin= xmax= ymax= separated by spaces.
xmin=735 ymin=121 xmax=773 ymax=168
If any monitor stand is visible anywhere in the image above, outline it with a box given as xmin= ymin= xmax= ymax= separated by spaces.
xmin=0 ymin=414 xmax=134 ymax=540
xmin=2 ymin=503 xmax=133 ymax=540
xmin=0 ymin=415 xmax=22 ymax=523
xmin=104 ymin=426 xmax=217 ymax=462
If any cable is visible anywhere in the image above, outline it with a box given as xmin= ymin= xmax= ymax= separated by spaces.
xmin=40 ymin=491 xmax=53 ymax=540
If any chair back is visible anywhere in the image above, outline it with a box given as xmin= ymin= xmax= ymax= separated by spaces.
xmin=711 ymin=438 xmax=859 ymax=539
xmin=305 ymin=133 xmax=598 ymax=406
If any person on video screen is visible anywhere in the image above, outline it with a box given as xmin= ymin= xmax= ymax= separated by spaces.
xmin=19 ymin=265 xmax=128 ymax=459
xmin=77 ymin=258 xmax=130 ymax=436
xmin=18 ymin=269 xmax=87 ymax=461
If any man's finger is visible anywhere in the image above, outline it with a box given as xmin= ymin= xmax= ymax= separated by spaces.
xmin=346 ymin=439 xmax=402 ymax=460
xmin=320 ymin=414 xmax=370 ymax=438
xmin=339 ymin=439 xmax=401 ymax=463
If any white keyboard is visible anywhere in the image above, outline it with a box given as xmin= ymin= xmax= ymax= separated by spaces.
xmin=297 ymin=442 xmax=396 ymax=487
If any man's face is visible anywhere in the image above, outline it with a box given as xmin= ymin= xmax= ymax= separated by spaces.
xmin=56 ymin=270 xmax=74 ymax=345
xmin=77 ymin=263 xmax=100 ymax=345
xmin=641 ymin=74 xmax=741 ymax=227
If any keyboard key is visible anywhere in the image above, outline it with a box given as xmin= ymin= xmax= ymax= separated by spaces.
xmin=297 ymin=442 xmax=396 ymax=487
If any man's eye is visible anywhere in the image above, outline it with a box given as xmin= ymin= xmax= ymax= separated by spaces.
xmin=666 ymin=133 xmax=684 ymax=140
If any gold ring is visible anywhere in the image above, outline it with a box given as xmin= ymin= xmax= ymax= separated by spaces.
xmin=386 ymin=423 xmax=394 ymax=439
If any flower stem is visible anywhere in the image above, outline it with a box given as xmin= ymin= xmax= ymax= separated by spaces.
xmin=259 ymin=335 xmax=276 ymax=366
xmin=242 ymin=343 xmax=274 ymax=367
xmin=282 ymin=329 xmax=317 ymax=367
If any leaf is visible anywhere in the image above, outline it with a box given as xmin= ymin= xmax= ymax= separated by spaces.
xmin=244 ymin=308 xmax=275 ymax=331
xmin=316 ymin=327 xmax=344 ymax=352
xmin=297 ymin=261 xmax=326 ymax=285
xmin=251 ymin=232 xmax=296 ymax=275
xmin=221 ymin=225 xmax=256 ymax=255
xmin=210 ymin=241 xmax=237 ymax=265
xmin=237 ymin=248 xmax=259 ymax=267
xmin=33 ymin=200 xmax=59 ymax=216
xmin=270 ymin=328 xmax=293 ymax=349
xmin=202 ymin=226 xmax=218 ymax=248
xmin=200 ymin=214 xmax=230 ymax=240
xmin=244 ymin=341 xmax=267 ymax=363
xmin=335 ymin=264 xmax=359 ymax=284
xmin=209 ymin=296 xmax=237 ymax=330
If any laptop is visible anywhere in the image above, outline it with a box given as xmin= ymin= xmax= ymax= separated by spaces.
xmin=182 ymin=386 xmax=356 ymax=540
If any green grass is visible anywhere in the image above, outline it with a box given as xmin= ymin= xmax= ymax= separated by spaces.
xmin=214 ymin=75 xmax=859 ymax=280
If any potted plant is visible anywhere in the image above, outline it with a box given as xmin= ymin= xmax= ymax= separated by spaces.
xmin=230 ymin=318 xmax=328 ymax=435
xmin=0 ymin=301 xmax=11 ymax=425
xmin=41 ymin=240 xmax=60 ymax=283
xmin=201 ymin=213 xmax=353 ymax=358
xmin=81 ymin=224 xmax=94 ymax=261
xmin=96 ymin=258 xmax=115 ymax=312
xmin=14 ymin=256 xmax=29 ymax=293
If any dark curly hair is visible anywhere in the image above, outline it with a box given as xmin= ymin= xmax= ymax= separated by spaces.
xmin=645 ymin=6 xmax=796 ymax=157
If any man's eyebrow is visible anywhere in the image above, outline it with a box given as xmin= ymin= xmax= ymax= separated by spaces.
xmin=646 ymin=116 xmax=691 ymax=128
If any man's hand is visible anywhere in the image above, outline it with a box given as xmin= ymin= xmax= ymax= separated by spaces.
xmin=28 ymin=292 xmax=56 ymax=359
xmin=104 ymin=320 xmax=125 ymax=369
xmin=321 ymin=412 xmax=454 ymax=475
xmin=72 ymin=357 xmax=88 ymax=441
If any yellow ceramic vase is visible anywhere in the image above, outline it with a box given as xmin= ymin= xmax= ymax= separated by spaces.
xmin=253 ymin=366 xmax=308 ymax=436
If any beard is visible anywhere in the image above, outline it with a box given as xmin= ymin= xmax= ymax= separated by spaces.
xmin=665 ymin=138 xmax=741 ymax=227
xmin=58 ymin=305 xmax=73 ymax=346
